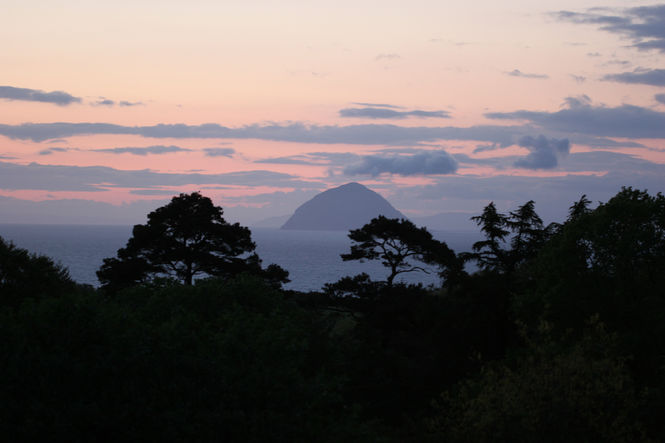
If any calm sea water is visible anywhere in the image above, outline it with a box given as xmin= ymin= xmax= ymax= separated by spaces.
xmin=0 ymin=224 xmax=480 ymax=292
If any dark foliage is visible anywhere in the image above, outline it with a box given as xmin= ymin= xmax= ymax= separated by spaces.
xmin=6 ymin=187 xmax=665 ymax=441
xmin=0 ymin=276 xmax=381 ymax=442
xmin=341 ymin=216 xmax=453 ymax=286
xmin=0 ymin=235 xmax=75 ymax=306
xmin=97 ymin=192 xmax=288 ymax=292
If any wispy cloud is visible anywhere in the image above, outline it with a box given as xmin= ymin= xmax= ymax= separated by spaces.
xmin=485 ymin=96 xmax=665 ymax=139
xmin=351 ymin=102 xmax=404 ymax=109
xmin=94 ymin=98 xmax=115 ymax=106
xmin=656 ymin=94 xmax=665 ymax=105
xmin=505 ymin=69 xmax=549 ymax=79
xmin=375 ymin=53 xmax=401 ymax=61
xmin=0 ymin=85 xmax=81 ymax=106
xmin=38 ymin=147 xmax=74 ymax=156
xmin=602 ymin=68 xmax=665 ymax=86
xmin=203 ymin=147 xmax=235 ymax=157
xmin=255 ymin=152 xmax=357 ymax=166
xmin=555 ymin=5 xmax=665 ymax=52
xmin=93 ymin=145 xmax=192 ymax=155
xmin=339 ymin=106 xmax=450 ymax=119
xmin=0 ymin=160 xmax=320 ymax=192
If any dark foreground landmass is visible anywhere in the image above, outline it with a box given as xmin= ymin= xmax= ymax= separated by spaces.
xmin=1 ymin=187 xmax=664 ymax=442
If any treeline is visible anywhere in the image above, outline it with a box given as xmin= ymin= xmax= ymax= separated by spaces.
xmin=1 ymin=187 xmax=664 ymax=442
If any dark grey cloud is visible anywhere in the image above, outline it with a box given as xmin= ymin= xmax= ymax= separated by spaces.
xmin=0 ymin=121 xmax=525 ymax=146
xmin=38 ymin=147 xmax=72 ymax=156
xmin=339 ymin=106 xmax=450 ymax=119
xmin=344 ymin=150 xmax=458 ymax=176
xmin=398 ymin=153 xmax=665 ymax=223
xmin=558 ymin=150 xmax=665 ymax=173
xmin=94 ymin=145 xmax=192 ymax=155
xmin=656 ymin=93 xmax=665 ymax=105
xmin=0 ymin=160 xmax=319 ymax=192
xmin=203 ymin=147 xmax=235 ymax=157
xmin=119 ymin=101 xmax=143 ymax=107
xmin=555 ymin=5 xmax=665 ymax=52
xmin=505 ymin=69 xmax=549 ymax=79
xmin=0 ymin=86 xmax=81 ymax=106
xmin=1 ymin=108 xmax=660 ymax=149
xmin=485 ymin=96 xmax=665 ymax=139
xmin=602 ymin=68 xmax=665 ymax=86
xmin=514 ymin=135 xmax=570 ymax=169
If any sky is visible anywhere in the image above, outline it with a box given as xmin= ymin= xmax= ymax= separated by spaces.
xmin=1 ymin=0 xmax=665 ymax=226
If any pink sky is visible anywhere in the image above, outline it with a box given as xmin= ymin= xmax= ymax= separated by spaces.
xmin=1 ymin=0 xmax=665 ymax=225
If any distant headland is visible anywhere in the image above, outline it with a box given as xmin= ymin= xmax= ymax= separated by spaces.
xmin=281 ymin=182 xmax=406 ymax=231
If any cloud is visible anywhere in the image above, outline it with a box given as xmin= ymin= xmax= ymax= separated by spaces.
xmin=570 ymin=74 xmax=586 ymax=83
xmin=505 ymin=69 xmax=549 ymax=79
xmin=485 ymin=96 xmax=665 ymax=139
xmin=344 ymin=150 xmax=458 ymax=176
xmin=351 ymin=102 xmax=404 ymax=109
xmin=94 ymin=145 xmax=192 ymax=155
xmin=0 ymin=160 xmax=320 ymax=192
xmin=0 ymin=85 xmax=81 ymax=106
xmin=555 ymin=5 xmax=665 ymax=52
xmin=0 ymin=121 xmax=526 ymax=147
xmin=255 ymin=151 xmax=358 ymax=166
xmin=0 ymin=106 xmax=660 ymax=148
xmin=129 ymin=189 xmax=180 ymax=196
xmin=473 ymin=143 xmax=501 ymax=153
xmin=514 ymin=135 xmax=570 ymax=169
xmin=94 ymin=98 xmax=115 ymax=106
xmin=93 ymin=98 xmax=143 ymax=107
xmin=375 ymin=53 xmax=400 ymax=61
xmin=656 ymin=94 xmax=665 ymax=105
xmin=38 ymin=147 xmax=72 ymax=156
xmin=203 ymin=147 xmax=235 ymax=157
xmin=339 ymin=106 xmax=450 ymax=119
xmin=602 ymin=68 xmax=665 ymax=86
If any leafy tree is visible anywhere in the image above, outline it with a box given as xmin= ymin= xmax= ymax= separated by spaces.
xmin=567 ymin=194 xmax=592 ymax=222
xmin=469 ymin=202 xmax=509 ymax=271
xmin=506 ymin=200 xmax=546 ymax=267
xmin=98 ymin=192 xmax=287 ymax=291
xmin=429 ymin=319 xmax=646 ymax=443
xmin=0 ymin=236 xmax=74 ymax=306
xmin=341 ymin=216 xmax=446 ymax=286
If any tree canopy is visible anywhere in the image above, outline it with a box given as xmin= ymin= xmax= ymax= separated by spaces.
xmin=0 ymin=236 xmax=74 ymax=306
xmin=341 ymin=216 xmax=450 ymax=286
xmin=97 ymin=192 xmax=283 ymax=291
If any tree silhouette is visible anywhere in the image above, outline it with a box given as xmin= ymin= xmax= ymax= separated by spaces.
xmin=98 ymin=192 xmax=269 ymax=290
xmin=470 ymin=202 xmax=509 ymax=271
xmin=507 ymin=200 xmax=546 ymax=267
xmin=341 ymin=216 xmax=445 ymax=286
xmin=1 ymin=236 xmax=74 ymax=305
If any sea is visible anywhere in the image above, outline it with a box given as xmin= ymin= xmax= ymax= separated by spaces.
xmin=0 ymin=224 xmax=481 ymax=292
